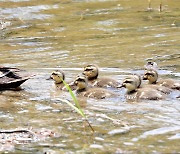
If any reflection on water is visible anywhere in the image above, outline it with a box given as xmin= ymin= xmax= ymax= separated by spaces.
xmin=0 ymin=0 xmax=180 ymax=153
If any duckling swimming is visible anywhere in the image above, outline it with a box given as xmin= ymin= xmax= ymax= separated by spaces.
xmin=74 ymin=75 xmax=117 ymax=99
xmin=121 ymin=75 xmax=165 ymax=100
xmin=82 ymin=64 xmax=120 ymax=88
xmin=143 ymin=69 xmax=180 ymax=90
xmin=144 ymin=61 xmax=158 ymax=70
xmin=50 ymin=70 xmax=76 ymax=91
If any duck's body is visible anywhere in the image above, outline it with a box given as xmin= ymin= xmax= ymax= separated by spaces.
xmin=125 ymin=87 xmax=165 ymax=101
xmin=90 ymin=77 xmax=120 ymax=88
xmin=0 ymin=66 xmax=34 ymax=90
xmin=143 ymin=84 xmax=172 ymax=94
xmin=143 ymin=69 xmax=180 ymax=90
xmin=74 ymin=75 xmax=116 ymax=99
xmin=50 ymin=70 xmax=76 ymax=91
xmin=83 ymin=64 xmax=120 ymax=88
xmin=158 ymin=79 xmax=180 ymax=90
xmin=121 ymin=75 xmax=165 ymax=100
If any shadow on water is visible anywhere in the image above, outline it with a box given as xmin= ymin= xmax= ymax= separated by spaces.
xmin=0 ymin=0 xmax=180 ymax=153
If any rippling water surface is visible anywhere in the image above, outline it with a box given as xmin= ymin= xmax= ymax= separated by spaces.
xmin=0 ymin=0 xmax=180 ymax=153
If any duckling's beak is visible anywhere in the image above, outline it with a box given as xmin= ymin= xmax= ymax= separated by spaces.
xmin=74 ymin=81 xmax=78 ymax=86
xmin=142 ymin=75 xmax=148 ymax=80
xmin=82 ymin=71 xmax=86 ymax=76
xmin=118 ymin=83 xmax=125 ymax=88
xmin=68 ymin=81 xmax=75 ymax=86
xmin=46 ymin=75 xmax=53 ymax=80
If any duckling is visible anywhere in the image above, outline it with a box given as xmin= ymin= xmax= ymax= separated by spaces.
xmin=128 ymin=74 xmax=141 ymax=88
xmin=144 ymin=61 xmax=158 ymax=70
xmin=121 ymin=75 xmax=165 ymax=100
xmin=74 ymin=75 xmax=117 ymax=99
xmin=143 ymin=69 xmax=180 ymax=90
xmin=50 ymin=70 xmax=76 ymax=91
xmin=82 ymin=64 xmax=120 ymax=88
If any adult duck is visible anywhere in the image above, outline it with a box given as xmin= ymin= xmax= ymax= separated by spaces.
xmin=0 ymin=66 xmax=34 ymax=90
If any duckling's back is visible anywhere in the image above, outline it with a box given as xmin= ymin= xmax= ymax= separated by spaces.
xmin=92 ymin=77 xmax=120 ymax=88
xmin=82 ymin=87 xmax=117 ymax=99
xmin=137 ymin=87 xmax=165 ymax=100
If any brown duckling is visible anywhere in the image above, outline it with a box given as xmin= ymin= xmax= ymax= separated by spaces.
xmin=121 ymin=75 xmax=165 ymax=100
xmin=82 ymin=64 xmax=120 ymax=88
xmin=74 ymin=75 xmax=117 ymax=99
xmin=143 ymin=69 xmax=180 ymax=90
xmin=127 ymin=74 xmax=141 ymax=88
xmin=50 ymin=70 xmax=76 ymax=91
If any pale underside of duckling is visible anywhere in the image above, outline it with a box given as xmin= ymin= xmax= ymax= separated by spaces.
xmin=50 ymin=70 xmax=76 ymax=91
xmin=122 ymin=76 xmax=165 ymax=100
xmin=83 ymin=64 xmax=120 ymax=88
xmin=74 ymin=75 xmax=117 ymax=99
xmin=143 ymin=69 xmax=180 ymax=90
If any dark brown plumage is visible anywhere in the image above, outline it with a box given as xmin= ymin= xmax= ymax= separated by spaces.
xmin=0 ymin=66 xmax=34 ymax=90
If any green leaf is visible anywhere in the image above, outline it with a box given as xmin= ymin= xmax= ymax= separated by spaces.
xmin=61 ymin=79 xmax=85 ymax=118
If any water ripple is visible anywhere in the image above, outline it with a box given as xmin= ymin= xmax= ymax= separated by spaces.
xmin=0 ymin=5 xmax=58 ymax=20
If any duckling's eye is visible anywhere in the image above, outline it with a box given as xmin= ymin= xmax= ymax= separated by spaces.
xmin=52 ymin=73 xmax=57 ymax=75
xmin=84 ymin=68 xmax=93 ymax=71
xmin=124 ymin=80 xmax=132 ymax=84
xmin=147 ymin=61 xmax=153 ymax=65
xmin=146 ymin=73 xmax=154 ymax=77
xmin=76 ymin=78 xmax=85 ymax=82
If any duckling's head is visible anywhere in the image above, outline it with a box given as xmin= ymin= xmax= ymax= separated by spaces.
xmin=50 ymin=70 xmax=65 ymax=84
xmin=129 ymin=74 xmax=142 ymax=88
xmin=144 ymin=61 xmax=158 ymax=70
xmin=121 ymin=77 xmax=138 ymax=94
xmin=82 ymin=64 xmax=99 ymax=80
xmin=74 ymin=75 xmax=88 ymax=92
xmin=143 ymin=69 xmax=158 ymax=84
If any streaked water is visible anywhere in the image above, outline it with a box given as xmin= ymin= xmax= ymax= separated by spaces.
xmin=0 ymin=0 xmax=180 ymax=153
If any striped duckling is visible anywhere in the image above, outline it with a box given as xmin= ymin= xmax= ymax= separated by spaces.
xmin=144 ymin=61 xmax=158 ymax=70
xmin=82 ymin=64 xmax=121 ymax=88
xmin=50 ymin=70 xmax=76 ymax=90
xmin=121 ymin=75 xmax=165 ymax=100
xmin=143 ymin=69 xmax=180 ymax=91
xmin=74 ymin=75 xmax=117 ymax=99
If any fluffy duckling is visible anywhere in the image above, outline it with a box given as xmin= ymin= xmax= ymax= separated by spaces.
xmin=127 ymin=74 xmax=141 ymax=88
xmin=50 ymin=70 xmax=76 ymax=90
xmin=144 ymin=61 xmax=158 ymax=70
xmin=74 ymin=75 xmax=117 ymax=99
xmin=121 ymin=75 xmax=165 ymax=100
xmin=82 ymin=64 xmax=120 ymax=88
xmin=143 ymin=69 xmax=180 ymax=90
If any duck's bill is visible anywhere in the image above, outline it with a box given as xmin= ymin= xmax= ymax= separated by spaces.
xmin=142 ymin=76 xmax=148 ymax=80
xmin=117 ymin=84 xmax=125 ymax=88
xmin=46 ymin=76 xmax=53 ymax=80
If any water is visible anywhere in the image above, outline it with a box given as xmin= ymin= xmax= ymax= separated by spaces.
xmin=0 ymin=0 xmax=180 ymax=153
